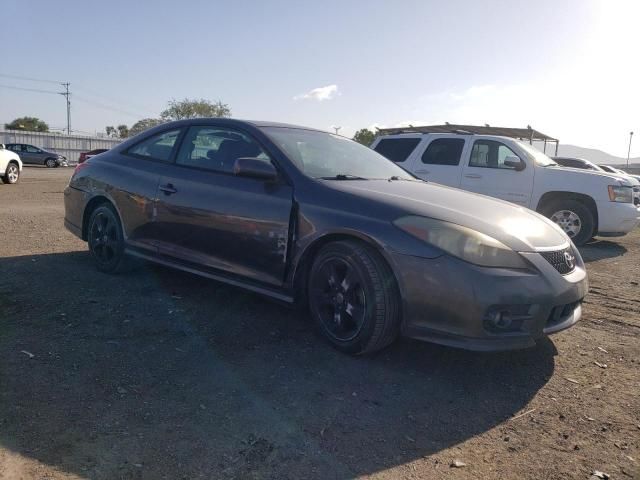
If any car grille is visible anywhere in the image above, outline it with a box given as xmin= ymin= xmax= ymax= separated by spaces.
xmin=540 ymin=248 xmax=576 ymax=275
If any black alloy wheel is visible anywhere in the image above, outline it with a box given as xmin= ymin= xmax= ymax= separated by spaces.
xmin=87 ymin=204 xmax=129 ymax=273
xmin=308 ymin=241 xmax=400 ymax=354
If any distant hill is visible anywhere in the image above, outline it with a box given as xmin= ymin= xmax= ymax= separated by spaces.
xmin=533 ymin=142 xmax=640 ymax=167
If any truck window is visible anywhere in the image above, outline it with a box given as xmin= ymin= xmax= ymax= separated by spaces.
xmin=470 ymin=140 xmax=521 ymax=170
xmin=374 ymin=138 xmax=420 ymax=163
xmin=421 ymin=138 xmax=465 ymax=166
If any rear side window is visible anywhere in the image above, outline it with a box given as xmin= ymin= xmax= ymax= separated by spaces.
xmin=128 ymin=129 xmax=181 ymax=162
xmin=421 ymin=138 xmax=465 ymax=166
xmin=374 ymin=138 xmax=420 ymax=163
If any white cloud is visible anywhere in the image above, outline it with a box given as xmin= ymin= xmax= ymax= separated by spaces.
xmin=294 ymin=84 xmax=339 ymax=101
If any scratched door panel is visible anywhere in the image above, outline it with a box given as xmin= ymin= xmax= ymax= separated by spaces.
xmin=153 ymin=168 xmax=293 ymax=287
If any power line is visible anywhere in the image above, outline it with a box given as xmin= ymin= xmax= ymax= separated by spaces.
xmin=74 ymin=95 xmax=151 ymax=119
xmin=0 ymin=73 xmax=63 ymax=84
xmin=74 ymin=85 xmax=156 ymax=116
xmin=0 ymin=84 xmax=61 ymax=95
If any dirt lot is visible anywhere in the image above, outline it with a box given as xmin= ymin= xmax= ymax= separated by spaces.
xmin=0 ymin=167 xmax=638 ymax=480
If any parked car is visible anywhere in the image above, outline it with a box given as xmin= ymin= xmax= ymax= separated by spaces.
xmin=0 ymin=143 xmax=23 ymax=184
xmin=64 ymin=119 xmax=587 ymax=354
xmin=4 ymin=143 xmax=66 ymax=167
xmin=78 ymin=148 xmax=108 ymax=164
xmin=371 ymin=133 xmax=640 ymax=246
xmin=599 ymin=164 xmax=640 ymax=181
xmin=553 ymin=156 xmax=603 ymax=171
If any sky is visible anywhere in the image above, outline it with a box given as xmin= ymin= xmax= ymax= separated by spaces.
xmin=1 ymin=0 xmax=638 ymax=156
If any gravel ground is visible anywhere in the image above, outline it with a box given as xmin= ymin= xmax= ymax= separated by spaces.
xmin=0 ymin=167 xmax=638 ymax=480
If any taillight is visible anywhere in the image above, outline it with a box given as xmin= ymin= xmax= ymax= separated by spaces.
xmin=73 ymin=162 xmax=90 ymax=175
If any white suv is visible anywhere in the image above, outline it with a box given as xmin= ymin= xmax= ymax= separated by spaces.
xmin=0 ymin=144 xmax=22 ymax=184
xmin=371 ymin=133 xmax=640 ymax=246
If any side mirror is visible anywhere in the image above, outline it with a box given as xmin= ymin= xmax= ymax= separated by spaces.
xmin=0 ymin=144 xmax=4 ymax=150
xmin=504 ymin=156 xmax=525 ymax=171
xmin=233 ymin=157 xmax=278 ymax=181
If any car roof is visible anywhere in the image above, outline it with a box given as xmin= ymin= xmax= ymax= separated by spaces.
xmin=160 ymin=118 xmax=328 ymax=134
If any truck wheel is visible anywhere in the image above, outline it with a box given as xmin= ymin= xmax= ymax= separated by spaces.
xmin=308 ymin=240 xmax=400 ymax=354
xmin=543 ymin=199 xmax=594 ymax=246
xmin=2 ymin=162 xmax=20 ymax=184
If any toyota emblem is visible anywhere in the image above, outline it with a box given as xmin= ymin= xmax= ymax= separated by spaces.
xmin=564 ymin=251 xmax=575 ymax=269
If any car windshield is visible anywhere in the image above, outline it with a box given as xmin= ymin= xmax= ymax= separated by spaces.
xmin=517 ymin=141 xmax=558 ymax=167
xmin=262 ymin=127 xmax=415 ymax=180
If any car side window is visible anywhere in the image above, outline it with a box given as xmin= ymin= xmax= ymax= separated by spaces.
xmin=421 ymin=138 xmax=465 ymax=166
xmin=373 ymin=138 xmax=421 ymax=163
xmin=25 ymin=145 xmax=40 ymax=153
xmin=175 ymin=126 xmax=271 ymax=173
xmin=128 ymin=129 xmax=181 ymax=162
xmin=469 ymin=140 xmax=521 ymax=169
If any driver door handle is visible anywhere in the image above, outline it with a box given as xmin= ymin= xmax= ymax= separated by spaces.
xmin=159 ymin=183 xmax=177 ymax=195
xmin=464 ymin=174 xmax=482 ymax=179
xmin=415 ymin=169 xmax=430 ymax=174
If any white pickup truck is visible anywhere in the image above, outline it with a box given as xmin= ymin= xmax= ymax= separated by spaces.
xmin=371 ymin=133 xmax=640 ymax=246
xmin=0 ymin=144 xmax=22 ymax=184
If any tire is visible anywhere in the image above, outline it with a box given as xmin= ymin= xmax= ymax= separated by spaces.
xmin=2 ymin=162 xmax=20 ymax=184
xmin=87 ymin=203 xmax=132 ymax=273
xmin=308 ymin=240 xmax=400 ymax=354
xmin=542 ymin=199 xmax=595 ymax=246
xmin=45 ymin=158 xmax=57 ymax=168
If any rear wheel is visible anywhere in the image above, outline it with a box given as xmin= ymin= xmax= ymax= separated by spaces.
xmin=87 ymin=204 xmax=131 ymax=273
xmin=308 ymin=241 xmax=400 ymax=354
xmin=543 ymin=199 xmax=594 ymax=246
xmin=45 ymin=158 xmax=57 ymax=168
xmin=2 ymin=162 xmax=20 ymax=184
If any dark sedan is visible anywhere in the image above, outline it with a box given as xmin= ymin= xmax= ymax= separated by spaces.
xmin=64 ymin=119 xmax=588 ymax=354
xmin=5 ymin=143 xmax=66 ymax=167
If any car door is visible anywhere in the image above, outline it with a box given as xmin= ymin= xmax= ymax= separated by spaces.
xmin=9 ymin=144 xmax=30 ymax=163
xmin=116 ymin=127 xmax=185 ymax=253
xmin=460 ymin=138 xmax=534 ymax=206
xmin=153 ymin=125 xmax=294 ymax=287
xmin=23 ymin=145 xmax=43 ymax=164
xmin=406 ymin=135 xmax=467 ymax=187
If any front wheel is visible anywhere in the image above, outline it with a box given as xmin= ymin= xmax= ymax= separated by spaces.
xmin=308 ymin=240 xmax=400 ymax=354
xmin=87 ymin=204 xmax=131 ymax=273
xmin=2 ymin=162 xmax=20 ymax=184
xmin=543 ymin=199 xmax=595 ymax=246
xmin=45 ymin=158 xmax=57 ymax=168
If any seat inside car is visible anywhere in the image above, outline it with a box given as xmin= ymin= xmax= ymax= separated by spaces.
xmin=216 ymin=139 xmax=261 ymax=172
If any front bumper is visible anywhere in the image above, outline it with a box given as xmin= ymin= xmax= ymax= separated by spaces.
xmin=390 ymin=250 xmax=588 ymax=351
xmin=596 ymin=201 xmax=640 ymax=236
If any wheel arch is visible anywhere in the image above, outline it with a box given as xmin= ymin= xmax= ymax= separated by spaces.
xmin=291 ymin=231 xmax=401 ymax=305
xmin=536 ymin=191 xmax=599 ymax=233
xmin=81 ymin=194 xmax=125 ymax=241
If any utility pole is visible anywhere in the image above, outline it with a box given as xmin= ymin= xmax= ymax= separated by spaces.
xmin=333 ymin=126 xmax=341 ymax=135
xmin=59 ymin=82 xmax=71 ymax=135
xmin=627 ymin=131 xmax=634 ymax=169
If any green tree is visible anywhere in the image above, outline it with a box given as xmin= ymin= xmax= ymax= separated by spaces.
xmin=5 ymin=116 xmax=49 ymax=132
xmin=129 ymin=118 xmax=163 ymax=136
xmin=105 ymin=126 xmax=117 ymax=137
xmin=353 ymin=128 xmax=375 ymax=146
xmin=160 ymin=98 xmax=231 ymax=121
xmin=117 ymin=124 xmax=130 ymax=138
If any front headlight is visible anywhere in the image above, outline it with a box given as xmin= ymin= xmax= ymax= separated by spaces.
xmin=393 ymin=216 xmax=528 ymax=268
xmin=608 ymin=185 xmax=633 ymax=203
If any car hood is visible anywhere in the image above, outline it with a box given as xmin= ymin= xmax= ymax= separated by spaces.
xmin=546 ymin=165 xmax=636 ymax=186
xmin=328 ymin=180 xmax=569 ymax=253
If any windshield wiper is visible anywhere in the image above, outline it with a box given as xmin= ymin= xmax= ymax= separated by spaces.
xmin=319 ymin=174 xmax=368 ymax=180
